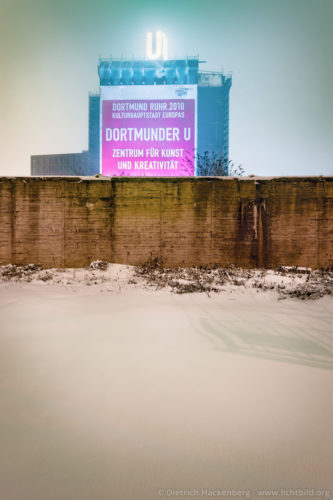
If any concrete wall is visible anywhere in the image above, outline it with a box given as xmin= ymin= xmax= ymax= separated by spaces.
xmin=0 ymin=176 xmax=332 ymax=269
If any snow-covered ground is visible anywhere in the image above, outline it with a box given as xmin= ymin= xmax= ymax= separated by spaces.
xmin=0 ymin=264 xmax=332 ymax=500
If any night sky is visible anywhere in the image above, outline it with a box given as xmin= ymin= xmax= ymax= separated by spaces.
xmin=0 ymin=0 xmax=332 ymax=176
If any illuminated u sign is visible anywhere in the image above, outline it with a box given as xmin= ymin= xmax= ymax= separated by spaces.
xmin=146 ymin=31 xmax=168 ymax=60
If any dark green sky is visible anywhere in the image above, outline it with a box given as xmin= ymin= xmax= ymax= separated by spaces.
xmin=0 ymin=0 xmax=332 ymax=175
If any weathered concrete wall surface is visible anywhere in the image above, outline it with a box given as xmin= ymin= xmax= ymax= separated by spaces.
xmin=0 ymin=176 xmax=332 ymax=269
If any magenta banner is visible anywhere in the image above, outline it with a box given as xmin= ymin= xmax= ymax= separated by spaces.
xmin=101 ymin=87 xmax=197 ymax=176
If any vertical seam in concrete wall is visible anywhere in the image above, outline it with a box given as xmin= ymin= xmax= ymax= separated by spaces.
xmin=110 ymin=178 xmax=115 ymax=263
xmin=10 ymin=180 xmax=16 ymax=264
xmin=316 ymin=214 xmax=319 ymax=270
xmin=258 ymin=200 xmax=264 ymax=268
xmin=255 ymin=181 xmax=263 ymax=268
xmin=61 ymin=180 xmax=65 ymax=268
xmin=211 ymin=180 xmax=214 ymax=264
xmin=253 ymin=203 xmax=258 ymax=240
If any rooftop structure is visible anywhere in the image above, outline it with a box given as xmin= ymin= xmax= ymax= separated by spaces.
xmin=98 ymin=57 xmax=200 ymax=86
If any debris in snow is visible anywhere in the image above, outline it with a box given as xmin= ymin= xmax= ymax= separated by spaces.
xmin=0 ymin=263 xmax=44 ymax=280
xmin=134 ymin=260 xmax=333 ymax=300
xmin=0 ymin=261 xmax=332 ymax=300
xmin=89 ymin=260 xmax=109 ymax=271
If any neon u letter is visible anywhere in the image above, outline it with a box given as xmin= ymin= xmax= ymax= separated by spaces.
xmin=146 ymin=32 xmax=168 ymax=60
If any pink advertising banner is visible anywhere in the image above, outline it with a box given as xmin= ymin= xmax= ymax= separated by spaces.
xmin=101 ymin=85 xmax=197 ymax=176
